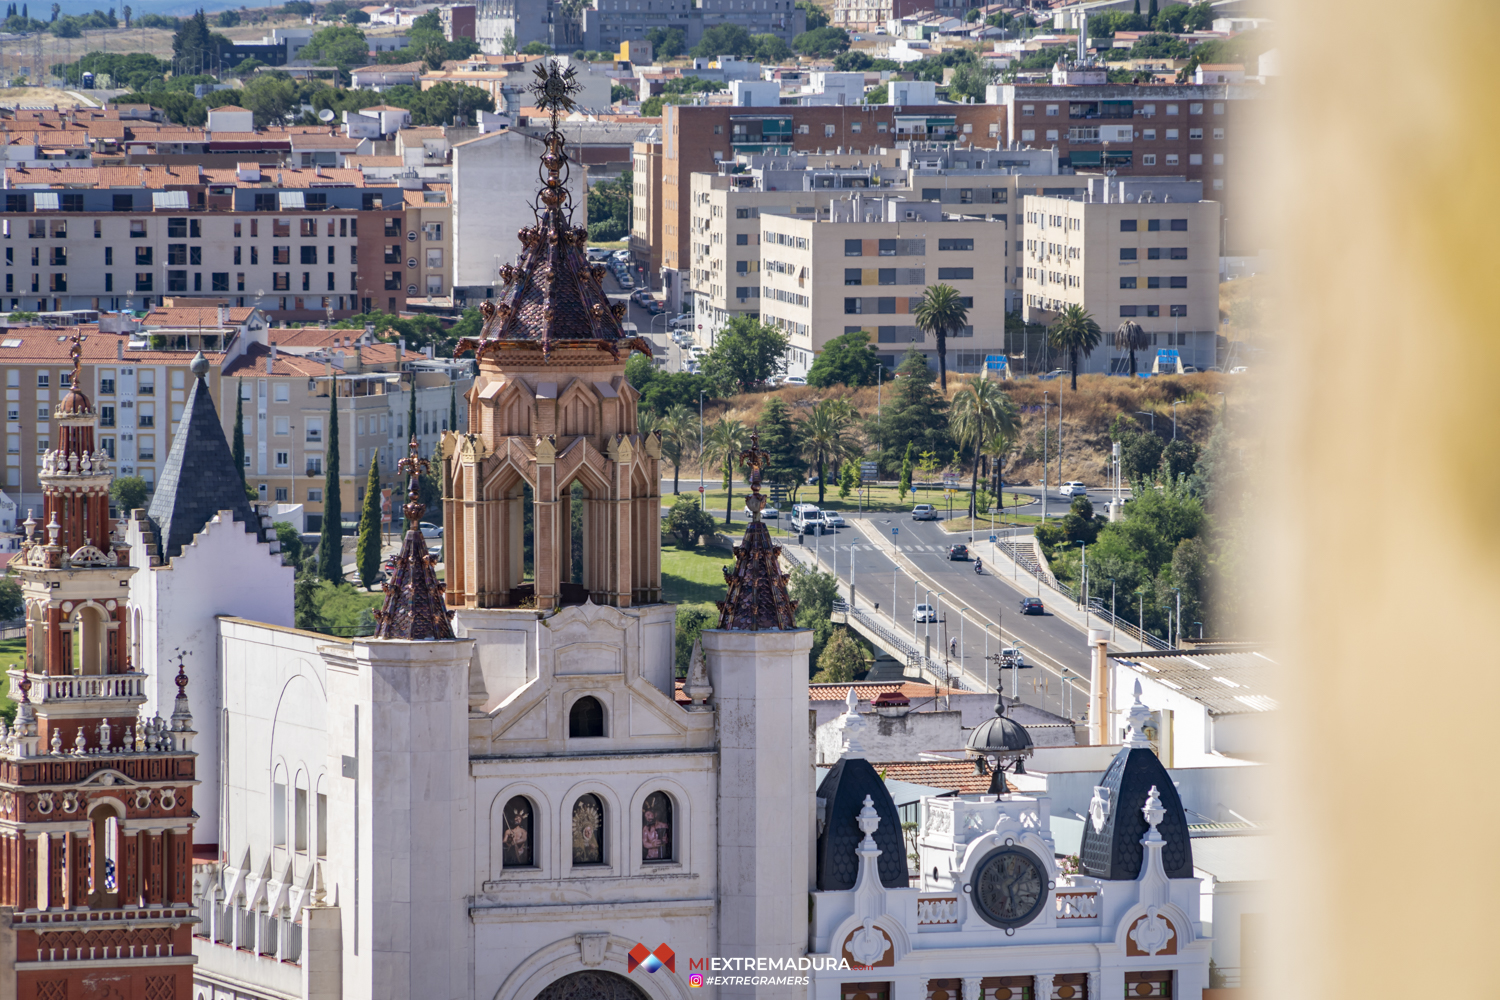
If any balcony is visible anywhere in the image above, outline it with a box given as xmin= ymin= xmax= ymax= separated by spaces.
xmin=7 ymin=670 xmax=148 ymax=703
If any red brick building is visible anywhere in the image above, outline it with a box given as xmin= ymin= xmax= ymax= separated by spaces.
xmin=0 ymin=335 xmax=198 ymax=999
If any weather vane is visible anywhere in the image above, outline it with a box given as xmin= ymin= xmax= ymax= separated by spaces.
xmin=739 ymin=432 xmax=770 ymax=523
xmin=527 ymin=61 xmax=582 ymax=225
xmin=67 ymin=329 xmax=86 ymax=388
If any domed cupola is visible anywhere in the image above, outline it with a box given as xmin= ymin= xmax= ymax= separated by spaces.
xmin=1079 ymin=682 xmax=1193 ymax=880
xmin=966 ymin=690 xmax=1034 ymax=760
xmin=815 ymin=690 xmax=909 ymax=891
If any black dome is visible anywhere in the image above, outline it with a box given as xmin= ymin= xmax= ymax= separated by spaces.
xmin=1079 ymin=746 xmax=1193 ymax=880
xmin=967 ymin=692 xmax=1034 ymax=755
xmin=815 ymin=757 xmax=909 ymax=891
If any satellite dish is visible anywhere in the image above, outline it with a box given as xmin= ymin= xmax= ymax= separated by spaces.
xmin=318 ymin=108 xmax=335 ymax=123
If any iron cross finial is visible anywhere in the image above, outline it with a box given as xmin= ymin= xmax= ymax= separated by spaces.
xmin=397 ymin=436 xmax=429 ymax=482
xmin=738 ymin=432 xmax=770 ymax=522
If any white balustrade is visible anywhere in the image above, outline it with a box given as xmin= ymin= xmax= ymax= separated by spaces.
xmin=7 ymin=670 xmax=147 ymax=702
xmin=916 ymin=895 xmax=960 ymax=926
xmin=1054 ymin=891 xmax=1100 ymax=920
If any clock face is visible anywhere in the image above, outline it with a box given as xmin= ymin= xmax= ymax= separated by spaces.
xmin=971 ymin=846 xmax=1047 ymax=929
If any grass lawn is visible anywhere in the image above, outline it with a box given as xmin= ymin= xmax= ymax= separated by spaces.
xmin=661 ymin=546 xmax=734 ymax=605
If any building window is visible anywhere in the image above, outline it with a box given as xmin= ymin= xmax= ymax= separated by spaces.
xmin=1021 ymin=130 xmax=1035 ymax=141
xmin=300 ymin=246 xmax=318 ymax=265
xmin=307 ymin=488 xmax=322 ymax=502
xmin=570 ymin=695 xmax=605 ymax=737
xmin=423 ymin=222 xmax=442 ymax=241
xmin=1165 ymin=154 xmax=1179 ymax=166
xmin=275 ymin=487 xmax=288 ymax=502
xmin=502 ymin=796 xmax=535 ymax=867
xmin=306 ymin=456 xmax=323 ymax=476
xmin=642 ymin=791 xmax=673 ymax=863
xmin=275 ymin=451 xmax=289 ymax=468
xmin=1120 ymin=248 xmax=1137 ymax=261
xmin=1120 ymin=277 xmax=1137 ymax=289
xmin=1141 ymin=154 xmax=1156 ymax=166
xmin=571 ymin=794 xmax=604 ymax=866
xmin=1170 ymin=304 xmax=1187 ymax=317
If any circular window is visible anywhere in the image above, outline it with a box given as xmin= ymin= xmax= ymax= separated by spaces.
xmin=406 ymin=284 xmax=418 ymax=296
xmin=407 ymin=258 xmax=417 ymax=268
xmin=968 ymin=845 xmax=1048 ymax=929
xmin=407 ymin=231 xmax=417 ymax=242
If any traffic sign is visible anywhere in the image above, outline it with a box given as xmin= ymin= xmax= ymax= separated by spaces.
xmin=891 ymin=527 xmax=899 ymax=536
xmin=989 ymin=534 xmax=997 ymax=543
xmin=860 ymin=461 xmax=878 ymax=484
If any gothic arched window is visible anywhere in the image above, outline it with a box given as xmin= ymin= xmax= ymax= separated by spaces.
xmin=569 ymin=696 xmax=604 ymax=738
xmin=572 ymin=793 xmax=604 ymax=865
xmin=501 ymin=795 xmax=534 ymax=868
xmin=641 ymin=791 xmax=673 ymax=863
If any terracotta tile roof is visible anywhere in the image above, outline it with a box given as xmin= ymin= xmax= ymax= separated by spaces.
xmin=808 ymin=681 xmax=956 ymax=702
xmin=346 ymin=155 xmax=404 ymax=167
xmin=0 ymin=326 xmax=229 ymax=366
xmin=209 ymin=105 xmax=252 ymax=113
xmin=142 ymin=306 xmax=258 ymax=328
xmin=868 ymin=759 xmax=1000 ymax=795
xmin=220 ymin=340 xmax=419 ymax=377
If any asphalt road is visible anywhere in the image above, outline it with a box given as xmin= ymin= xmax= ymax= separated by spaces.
xmin=791 ymin=510 xmax=1098 ymax=722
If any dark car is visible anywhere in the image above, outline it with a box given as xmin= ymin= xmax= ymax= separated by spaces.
xmin=947 ymin=544 xmax=969 ymax=560
xmin=1020 ymin=597 xmax=1045 ymax=615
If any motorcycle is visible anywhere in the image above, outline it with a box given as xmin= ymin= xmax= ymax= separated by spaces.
xmin=974 ymin=558 xmax=983 ymax=575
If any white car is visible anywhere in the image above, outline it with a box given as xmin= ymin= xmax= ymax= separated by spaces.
xmin=743 ymin=502 xmax=779 ymax=519
xmin=782 ymin=375 xmax=807 ymax=385
xmin=819 ymin=510 xmax=846 ymax=529
xmin=913 ymin=603 xmax=937 ymax=623
xmin=669 ymin=314 xmax=694 ymax=329
xmin=1059 ymin=481 xmax=1088 ymax=498
xmin=419 ymin=521 xmax=444 ymax=538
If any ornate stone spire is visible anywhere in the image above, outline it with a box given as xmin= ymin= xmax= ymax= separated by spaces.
xmin=455 ymin=62 xmax=650 ymax=363
xmin=716 ymin=432 xmax=797 ymax=630
xmin=373 ymin=439 xmax=455 ymax=640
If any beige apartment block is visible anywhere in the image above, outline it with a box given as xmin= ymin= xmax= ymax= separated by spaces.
xmin=1021 ymin=177 xmax=1222 ymax=372
xmin=758 ymin=195 xmax=1008 ymax=376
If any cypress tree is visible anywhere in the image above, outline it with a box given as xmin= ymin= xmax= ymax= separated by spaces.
xmin=356 ymin=456 xmax=381 ymax=589
xmin=1133 ymin=0 xmax=1140 ymax=14
xmin=293 ymin=574 xmax=323 ymax=632
xmin=899 ymin=442 xmax=914 ymax=503
xmin=232 ymin=378 xmax=246 ymax=489
xmin=1147 ymin=0 xmax=1158 ymax=22
xmin=318 ymin=389 xmax=344 ymax=582
xmin=449 ymin=383 xmax=458 ymax=434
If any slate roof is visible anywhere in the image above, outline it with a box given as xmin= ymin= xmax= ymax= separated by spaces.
xmin=145 ymin=358 xmax=260 ymax=563
xmin=815 ymin=757 xmax=910 ymax=891
xmin=1078 ymin=745 xmax=1193 ymax=881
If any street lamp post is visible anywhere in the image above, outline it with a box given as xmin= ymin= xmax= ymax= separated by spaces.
xmin=1134 ymin=410 xmax=1155 ymax=432
xmin=1171 ymin=400 xmax=1181 ymax=440
xmin=957 ymin=607 xmax=969 ymax=690
xmin=1171 ymin=587 xmax=1181 ymax=648
xmin=1041 ymin=391 xmax=1050 ymax=523
xmin=698 ymin=390 xmax=706 ymax=511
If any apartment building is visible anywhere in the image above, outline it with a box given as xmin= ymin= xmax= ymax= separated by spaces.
xmin=630 ymin=139 xmax=664 ymax=289
xmin=1021 ymin=177 xmax=1221 ymax=372
xmin=659 ymin=103 xmax=1006 ymax=311
xmin=831 ymin=0 xmax=961 ymax=35
xmin=581 ymin=0 xmax=805 ymax=57
xmin=759 ymin=195 xmax=1007 ymax=375
xmin=688 ymin=151 xmax=908 ymax=341
xmin=991 ymin=82 xmax=1266 ymax=254
xmin=218 ymin=324 xmax=469 ymax=528
xmin=0 ymin=326 xmax=231 ymax=513
xmin=0 ymin=164 xmax=438 ymax=322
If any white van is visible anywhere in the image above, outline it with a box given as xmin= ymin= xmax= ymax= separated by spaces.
xmin=791 ymin=504 xmax=824 ymax=534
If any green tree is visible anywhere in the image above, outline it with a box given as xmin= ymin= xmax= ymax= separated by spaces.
xmin=275 ymin=521 xmax=305 ymax=567
xmin=346 ymin=8 xmax=370 ymax=23
xmin=838 ymin=458 xmax=858 ymax=500
xmin=1047 ymin=304 xmax=1102 ymax=391
xmin=947 ymin=60 xmax=996 ymax=102
xmin=868 ymin=350 xmax=950 ymax=474
xmin=693 ymin=24 xmax=753 ymax=58
xmin=796 ymin=0 xmax=828 ymax=29
xmin=232 ymin=378 xmax=246 ymax=489
xmin=800 ymin=400 xmax=858 ymax=504
xmin=951 ymin=378 xmax=1019 ymax=518
xmin=521 ymin=40 xmax=554 ymax=55
xmin=812 ymin=627 xmax=867 ymax=683
xmin=792 ymin=26 xmax=849 ymax=57
xmin=0 ymin=575 xmax=21 ymax=619
xmin=705 ymin=417 xmax=751 ymax=525
xmin=1113 ymin=319 xmax=1147 ymax=377
xmin=701 ymin=315 xmax=790 ymax=393
xmin=1122 ymin=429 xmax=1165 ymax=480
xmin=302 ymin=25 xmax=370 ymax=78
xmin=665 ymin=494 xmax=716 ymax=547
xmin=864 ymin=83 xmax=887 ymax=104
xmin=240 ymin=72 xmax=299 ymax=127
xmin=216 ymin=9 xmax=240 ymax=27
xmin=752 ymin=34 xmax=791 ymax=62
xmin=645 ymin=26 xmax=685 ymax=59
xmin=1160 ymin=438 xmax=1198 ymax=481
xmin=674 ymin=604 xmax=716 ymax=673
xmin=500 ymin=28 xmax=515 ymax=53
xmin=898 ymin=442 xmax=913 ymax=501
xmin=450 ymin=383 xmax=459 ymax=433
xmin=318 ymin=390 xmax=344 ymax=583
xmin=661 ymin=403 xmax=699 ymax=494
xmin=806 ymin=329 xmax=880 ymax=387
xmin=294 ymin=574 xmax=325 ymax=632
xmin=790 ymin=562 xmax=840 ymax=665
xmin=640 ymin=371 xmax=718 ymax=416
xmin=913 ymin=283 xmax=969 ymax=391
xmin=356 ymin=456 xmax=381 ymax=589
xmin=756 ymin=396 xmax=802 ymax=493
xmin=109 ymin=475 xmax=149 ymax=514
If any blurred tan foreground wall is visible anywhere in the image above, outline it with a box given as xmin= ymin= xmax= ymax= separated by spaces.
xmin=1267 ymin=0 xmax=1500 ymax=994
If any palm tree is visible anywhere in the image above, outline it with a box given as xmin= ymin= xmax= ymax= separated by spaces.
xmin=799 ymin=400 xmax=859 ymax=504
xmin=1048 ymin=304 xmax=1103 ymax=391
xmin=951 ymin=378 xmax=1020 ymax=518
xmin=705 ymin=417 xmax=750 ymax=525
xmin=660 ymin=403 xmax=698 ymax=495
xmin=1114 ymin=320 xmax=1148 ymax=377
xmin=913 ymin=283 xmax=969 ymax=392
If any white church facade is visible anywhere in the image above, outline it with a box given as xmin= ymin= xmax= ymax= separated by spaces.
xmin=0 ymin=65 xmax=1219 ymax=1000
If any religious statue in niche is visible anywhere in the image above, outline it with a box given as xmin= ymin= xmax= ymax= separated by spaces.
xmin=641 ymin=792 xmax=673 ymax=863
xmin=502 ymin=796 xmax=533 ymax=868
xmin=572 ymin=794 xmax=604 ymax=865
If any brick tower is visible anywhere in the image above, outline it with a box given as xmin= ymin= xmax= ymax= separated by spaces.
xmin=0 ymin=334 xmax=199 ymax=1000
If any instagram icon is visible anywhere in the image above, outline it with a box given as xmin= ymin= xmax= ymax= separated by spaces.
xmin=688 ymin=974 xmax=705 ymax=988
